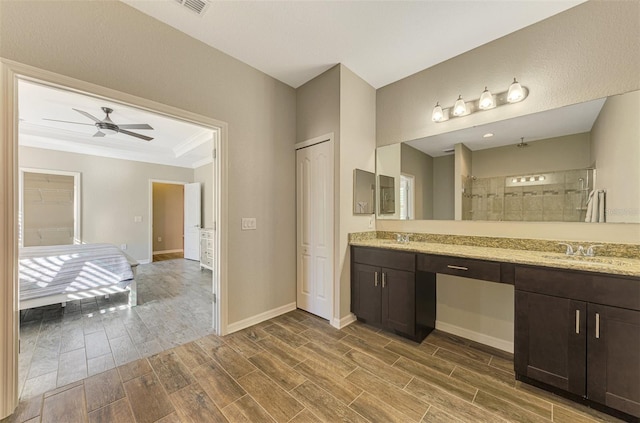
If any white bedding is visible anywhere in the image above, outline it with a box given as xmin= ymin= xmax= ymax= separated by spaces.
xmin=19 ymin=243 xmax=135 ymax=304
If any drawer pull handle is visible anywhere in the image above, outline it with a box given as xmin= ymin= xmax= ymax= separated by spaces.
xmin=575 ymin=310 xmax=580 ymax=334
xmin=447 ymin=265 xmax=468 ymax=271
xmin=374 ymin=272 xmax=378 ymax=287
xmin=382 ymin=272 xmax=386 ymax=288
xmin=595 ymin=313 xmax=600 ymax=339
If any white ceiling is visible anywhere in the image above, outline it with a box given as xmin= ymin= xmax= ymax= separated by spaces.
xmin=123 ymin=0 xmax=585 ymax=89
xmin=18 ymin=80 xmax=214 ymax=169
xmin=406 ymin=98 xmax=606 ymax=157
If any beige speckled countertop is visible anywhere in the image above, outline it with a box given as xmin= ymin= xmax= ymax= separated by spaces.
xmin=350 ymin=238 xmax=640 ymax=277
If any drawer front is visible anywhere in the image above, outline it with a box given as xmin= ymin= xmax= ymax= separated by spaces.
xmin=417 ymin=254 xmax=501 ymax=282
xmin=515 ymin=265 xmax=640 ymax=310
xmin=352 ymin=247 xmax=415 ymax=272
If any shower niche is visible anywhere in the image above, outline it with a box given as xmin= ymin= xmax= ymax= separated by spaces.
xmin=462 ymin=168 xmax=594 ymax=222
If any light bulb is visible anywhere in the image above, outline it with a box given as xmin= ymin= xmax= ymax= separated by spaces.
xmin=507 ymin=78 xmax=524 ymax=103
xmin=432 ymin=102 xmax=444 ymax=122
xmin=453 ymin=95 xmax=467 ymax=116
xmin=479 ymin=87 xmax=494 ymax=110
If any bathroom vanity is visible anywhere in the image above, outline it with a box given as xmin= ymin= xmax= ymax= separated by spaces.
xmin=350 ymin=237 xmax=640 ymax=420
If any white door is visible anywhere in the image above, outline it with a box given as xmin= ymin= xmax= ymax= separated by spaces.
xmin=296 ymin=140 xmax=333 ymax=320
xmin=184 ymin=182 xmax=201 ymax=261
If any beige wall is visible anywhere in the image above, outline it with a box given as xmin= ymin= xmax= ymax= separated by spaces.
xmin=591 ymin=90 xmax=640 ymax=223
xmin=20 ymin=147 xmax=193 ymax=260
xmin=193 ymin=163 xmax=214 ymax=229
xmin=152 ymin=183 xmax=184 ymax=253
xmin=472 ymin=133 xmax=591 ymax=179
xmin=338 ymin=66 xmax=376 ymax=320
xmin=401 ymin=144 xmax=433 ymax=220
xmin=1 ymin=0 xmax=297 ymax=325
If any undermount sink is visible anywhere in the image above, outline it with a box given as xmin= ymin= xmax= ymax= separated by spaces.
xmin=541 ymin=255 xmax=630 ymax=267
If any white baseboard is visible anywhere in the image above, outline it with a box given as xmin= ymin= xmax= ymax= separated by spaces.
xmin=153 ymin=249 xmax=184 ymax=254
xmin=331 ymin=313 xmax=357 ymax=329
xmin=137 ymin=259 xmax=151 ymax=265
xmin=435 ymin=321 xmax=514 ymax=353
xmin=226 ymin=302 xmax=297 ymax=334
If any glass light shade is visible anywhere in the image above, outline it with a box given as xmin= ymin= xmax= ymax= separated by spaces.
xmin=431 ymin=103 xmax=444 ymax=122
xmin=507 ymin=78 xmax=524 ymax=103
xmin=479 ymin=87 xmax=494 ymax=110
xmin=453 ymin=95 xmax=467 ymax=116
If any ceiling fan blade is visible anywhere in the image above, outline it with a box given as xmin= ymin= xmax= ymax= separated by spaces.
xmin=43 ymin=118 xmax=95 ymax=126
xmin=118 ymin=129 xmax=154 ymax=141
xmin=93 ymin=131 xmax=106 ymax=137
xmin=117 ymin=123 xmax=154 ymax=130
xmin=72 ymin=108 xmax=102 ymax=123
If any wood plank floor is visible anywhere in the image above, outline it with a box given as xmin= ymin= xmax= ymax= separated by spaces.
xmin=3 ymin=310 xmax=625 ymax=423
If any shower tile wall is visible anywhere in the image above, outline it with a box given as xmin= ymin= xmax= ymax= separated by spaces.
xmin=464 ymin=169 xmax=592 ymax=222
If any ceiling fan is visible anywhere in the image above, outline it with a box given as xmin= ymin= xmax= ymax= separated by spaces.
xmin=44 ymin=107 xmax=154 ymax=141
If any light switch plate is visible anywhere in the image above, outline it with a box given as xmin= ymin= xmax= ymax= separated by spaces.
xmin=134 ymin=216 xmax=143 ymax=223
xmin=241 ymin=218 xmax=257 ymax=230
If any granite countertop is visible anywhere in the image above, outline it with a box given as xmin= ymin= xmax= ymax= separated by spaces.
xmin=350 ymin=238 xmax=640 ymax=277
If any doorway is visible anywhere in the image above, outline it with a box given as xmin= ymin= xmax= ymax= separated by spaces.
xmin=151 ymin=181 xmax=186 ymax=262
xmin=1 ymin=61 xmax=229 ymax=417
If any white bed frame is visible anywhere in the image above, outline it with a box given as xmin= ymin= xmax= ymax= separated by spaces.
xmin=19 ymin=256 xmax=138 ymax=311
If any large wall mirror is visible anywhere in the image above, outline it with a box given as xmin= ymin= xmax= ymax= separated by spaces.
xmin=376 ymin=89 xmax=639 ymax=223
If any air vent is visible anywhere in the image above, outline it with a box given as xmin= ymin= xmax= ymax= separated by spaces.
xmin=442 ymin=148 xmax=455 ymax=154
xmin=174 ymin=0 xmax=211 ymax=16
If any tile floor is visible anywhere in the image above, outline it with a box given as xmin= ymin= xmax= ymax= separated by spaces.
xmin=17 ymin=258 xmax=215 ymax=401
xmin=6 ymin=259 xmax=626 ymax=423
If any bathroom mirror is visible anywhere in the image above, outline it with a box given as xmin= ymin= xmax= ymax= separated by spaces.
xmin=376 ymin=89 xmax=639 ymax=223
xmin=353 ymin=169 xmax=375 ymax=214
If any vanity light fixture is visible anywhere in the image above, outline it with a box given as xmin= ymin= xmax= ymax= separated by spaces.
xmin=507 ymin=78 xmax=525 ymax=103
xmin=479 ymin=87 xmax=495 ymax=110
xmin=453 ymin=95 xmax=467 ymax=116
xmin=431 ymin=78 xmax=529 ymax=123
xmin=431 ymin=102 xmax=444 ymax=122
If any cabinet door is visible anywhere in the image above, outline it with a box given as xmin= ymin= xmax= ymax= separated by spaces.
xmin=352 ymin=263 xmax=381 ymax=326
xmin=382 ymin=268 xmax=415 ymax=337
xmin=515 ymin=291 xmax=586 ymax=396
xmin=588 ymin=304 xmax=640 ymax=418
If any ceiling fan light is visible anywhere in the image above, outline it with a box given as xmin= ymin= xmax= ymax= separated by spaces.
xmin=101 ymin=128 xmax=117 ymax=135
xmin=479 ymin=87 xmax=494 ymax=110
xmin=507 ymin=78 xmax=525 ymax=103
xmin=431 ymin=102 xmax=444 ymax=122
xmin=453 ymin=95 xmax=467 ymax=116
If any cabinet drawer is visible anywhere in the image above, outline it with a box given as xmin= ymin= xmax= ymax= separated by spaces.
xmin=352 ymin=247 xmax=415 ymax=271
xmin=515 ymin=266 xmax=640 ymax=311
xmin=417 ymin=254 xmax=501 ymax=283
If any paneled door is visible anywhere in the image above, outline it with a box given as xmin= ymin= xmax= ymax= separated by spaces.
xmin=296 ymin=139 xmax=334 ymax=320
xmin=184 ymin=182 xmax=201 ymax=261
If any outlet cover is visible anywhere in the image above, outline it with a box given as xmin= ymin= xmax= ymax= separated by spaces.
xmin=134 ymin=216 xmax=143 ymax=223
xmin=241 ymin=218 xmax=257 ymax=230
xmin=120 ymin=244 xmax=127 ymax=250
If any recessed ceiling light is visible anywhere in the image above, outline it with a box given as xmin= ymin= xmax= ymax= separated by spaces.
xmin=483 ymin=133 xmax=494 ymax=138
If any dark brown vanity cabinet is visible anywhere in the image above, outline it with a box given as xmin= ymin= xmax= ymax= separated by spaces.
xmin=351 ymin=246 xmax=435 ymax=342
xmin=515 ymin=266 xmax=640 ymax=419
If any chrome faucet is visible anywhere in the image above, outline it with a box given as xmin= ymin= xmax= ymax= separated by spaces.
xmin=559 ymin=243 xmax=574 ymax=255
xmin=559 ymin=243 xmax=603 ymax=257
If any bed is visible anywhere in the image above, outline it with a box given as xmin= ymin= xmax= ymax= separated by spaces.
xmin=19 ymin=243 xmax=138 ymax=310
